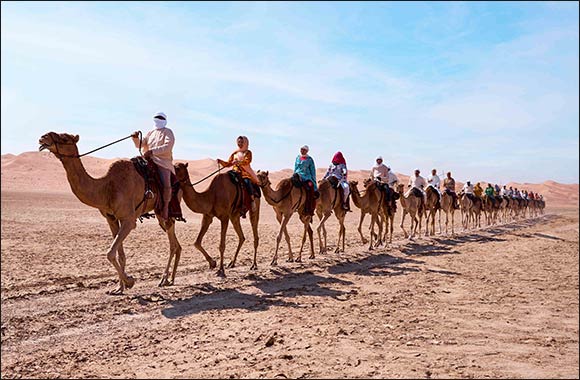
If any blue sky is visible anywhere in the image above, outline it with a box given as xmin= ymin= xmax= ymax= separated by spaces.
xmin=1 ymin=1 xmax=578 ymax=184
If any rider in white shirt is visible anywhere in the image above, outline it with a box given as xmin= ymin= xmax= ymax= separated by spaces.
xmin=463 ymin=181 xmax=475 ymax=195
xmin=370 ymin=156 xmax=390 ymax=181
xmin=406 ymin=169 xmax=427 ymax=206
xmin=427 ymin=168 xmax=441 ymax=193
xmin=386 ymin=168 xmax=398 ymax=188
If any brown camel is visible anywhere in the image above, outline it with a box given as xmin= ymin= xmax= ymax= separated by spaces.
xmin=440 ymin=190 xmax=456 ymax=235
xmin=349 ymin=179 xmax=382 ymax=250
xmin=256 ymin=170 xmax=314 ymax=265
xmin=396 ymin=184 xmax=424 ymax=239
xmin=424 ymin=186 xmax=441 ymax=236
xmin=459 ymin=192 xmax=473 ymax=230
xmin=315 ymin=178 xmax=347 ymax=254
xmin=375 ymin=182 xmax=399 ymax=245
xmin=38 ymin=132 xmax=182 ymax=295
xmin=174 ymin=163 xmax=260 ymax=277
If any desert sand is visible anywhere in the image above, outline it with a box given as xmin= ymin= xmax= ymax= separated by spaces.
xmin=1 ymin=152 xmax=578 ymax=379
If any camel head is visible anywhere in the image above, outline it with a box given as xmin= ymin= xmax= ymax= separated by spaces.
xmin=396 ymin=183 xmax=405 ymax=193
xmin=362 ymin=178 xmax=373 ymax=188
xmin=38 ymin=132 xmax=80 ymax=158
xmin=174 ymin=162 xmax=190 ymax=184
xmin=256 ymin=170 xmax=270 ymax=188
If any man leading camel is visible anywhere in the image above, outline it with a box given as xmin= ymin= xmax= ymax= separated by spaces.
xmin=132 ymin=112 xmax=175 ymax=222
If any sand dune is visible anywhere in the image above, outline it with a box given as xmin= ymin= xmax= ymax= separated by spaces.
xmin=2 ymin=152 xmax=577 ymax=207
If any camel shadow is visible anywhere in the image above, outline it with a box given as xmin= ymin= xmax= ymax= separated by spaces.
xmin=162 ymin=270 xmax=353 ymax=319
xmin=401 ymin=242 xmax=462 ymax=257
xmin=327 ymin=253 xmax=423 ymax=277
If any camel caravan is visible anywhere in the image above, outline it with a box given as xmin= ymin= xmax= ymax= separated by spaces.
xmin=38 ymin=120 xmax=546 ymax=294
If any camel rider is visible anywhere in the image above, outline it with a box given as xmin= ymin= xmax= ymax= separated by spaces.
xmin=323 ymin=151 xmax=350 ymax=211
xmin=294 ymin=145 xmax=318 ymax=215
xmin=406 ymin=169 xmax=427 ymax=209
xmin=474 ymin=182 xmax=484 ymax=198
xmin=371 ymin=156 xmax=389 ymax=182
xmin=485 ymin=183 xmax=496 ymax=204
xmin=427 ymin=168 xmax=441 ymax=194
xmin=462 ymin=181 xmax=476 ymax=202
xmin=443 ymin=171 xmax=460 ymax=209
xmin=132 ymin=112 xmax=175 ymax=222
xmin=508 ymin=186 xmax=514 ymax=197
xmin=500 ymin=185 xmax=508 ymax=197
xmin=494 ymin=184 xmax=501 ymax=195
xmin=386 ymin=166 xmax=399 ymax=188
xmin=218 ymin=135 xmax=260 ymax=218
xmin=370 ymin=155 xmax=390 ymax=194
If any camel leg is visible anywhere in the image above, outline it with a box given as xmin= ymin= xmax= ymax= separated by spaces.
xmin=103 ymin=215 xmax=133 ymax=290
xmin=227 ymin=216 xmax=246 ymax=269
xmin=194 ymin=214 xmax=217 ymax=270
xmin=308 ymin=220 xmax=315 ymax=260
xmin=249 ymin=200 xmax=260 ymax=270
xmin=273 ymin=214 xmax=292 ymax=266
xmin=357 ymin=212 xmax=368 ymax=245
xmin=159 ymin=218 xmax=182 ymax=287
xmin=216 ymin=218 xmax=229 ymax=277
xmin=340 ymin=218 xmax=346 ymax=252
xmin=106 ymin=219 xmax=137 ymax=295
xmin=316 ymin=212 xmax=332 ymax=254
xmin=438 ymin=209 xmax=442 ymax=235
xmin=297 ymin=221 xmax=308 ymax=263
xmin=400 ymin=210 xmax=409 ymax=239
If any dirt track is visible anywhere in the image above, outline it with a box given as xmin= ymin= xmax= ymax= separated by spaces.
xmin=1 ymin=191 xmax=578 ymax=379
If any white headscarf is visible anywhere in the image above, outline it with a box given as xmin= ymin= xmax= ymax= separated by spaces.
xmin=154 ymin=112 xmax=167 ymax=129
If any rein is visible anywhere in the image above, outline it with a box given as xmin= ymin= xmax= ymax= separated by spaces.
xmin=186 ymin=165 xmax=222 ymax=187
xmin=50 ymin=133 xmax=138 ymax=159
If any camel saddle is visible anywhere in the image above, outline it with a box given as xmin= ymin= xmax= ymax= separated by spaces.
xmin=131 ymin=156 xmax=183 ymax=221
xmin=227 ymin=170 xmax=261 ymax=218
xmin=291 ymin=173 xmax=318 ymax=216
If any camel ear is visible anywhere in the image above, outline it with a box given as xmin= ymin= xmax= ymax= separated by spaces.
xmin=265 ymin=170 xmax=269 ymax=176
xmin=73 ymin=135 xmax=79 ymax=143
xmin=184 ymin=162 xmax=189 ymax=168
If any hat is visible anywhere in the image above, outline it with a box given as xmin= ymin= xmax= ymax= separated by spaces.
xmin=301 ymin=145 xmax=309 ymax=152
xmin=376 ymin=156 xmax=383 ymax=161
xmin=154 ymin=112 xmax=167 ymax=120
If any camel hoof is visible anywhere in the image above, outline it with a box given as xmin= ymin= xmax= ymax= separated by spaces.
xmin=227 ymin=261 xmax=236 ymax=269
xmin=309 ymin=254 xmax=315 ymax=260
xmin=362 ymin=239 xmax=369 ymax=245
xmin=294 ymin=257 xmax=302 ymax=263
xmin=216 ymin=269 xmax=226 ymax=278
xmin=286 ymin=257 xmax=294 ymax=263
xmin=106 ymin=286 xmax=124 ymax=296
xmin=209 ymin=260 xmax=217 ymax=270
xmin=270 ymin=260 xmax=278 ymax=266
xmin=125 ymin=276 xmax=136 ymax=289
xmin=250 ymin=264 xmax=258 ymax=271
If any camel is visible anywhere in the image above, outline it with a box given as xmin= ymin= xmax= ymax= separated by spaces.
xmin=174 ymin=163 xmax=260 ymax=277
xmin=440 ymin=190 xmax=456 ymax=235
xmin=396 ymin=184 xmax=424 ymax=240
xmin=350 ymin=179 xmax=382 ymax=250
xmin=256 ymin=170 xmax=314 ymax=265
xmin=315 ymin=178 xmax=347 ymax=254
xmin=459 ymin=192 xmax=473 ymax=230
xmin=38 ymin=132 xmax=182 ymax=295
xmin=376 ymin=182 xmax=399 ymax=245
xmin=424 ymin=186 xmax=441 ymax=236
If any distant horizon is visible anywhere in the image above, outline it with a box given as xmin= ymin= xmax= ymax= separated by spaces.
xmin=3 ymin=150 xmax=578 ymax=186
xmin=2 ymin=2 xmax=578 ymax=184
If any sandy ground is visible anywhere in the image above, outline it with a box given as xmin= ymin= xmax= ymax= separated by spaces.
xmin=1 ymin=184 xmax=578 ymax=379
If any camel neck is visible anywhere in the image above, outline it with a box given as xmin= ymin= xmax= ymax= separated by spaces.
xmin=181 ymin=182 xmax=214 ymax=214
xmin=350 ymin=186 xmax=364 ymax=209
xmin=60 ymin=156 xmax=107 ymax=209
xmin=261 ymin=181 xmax=289 ymax=206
